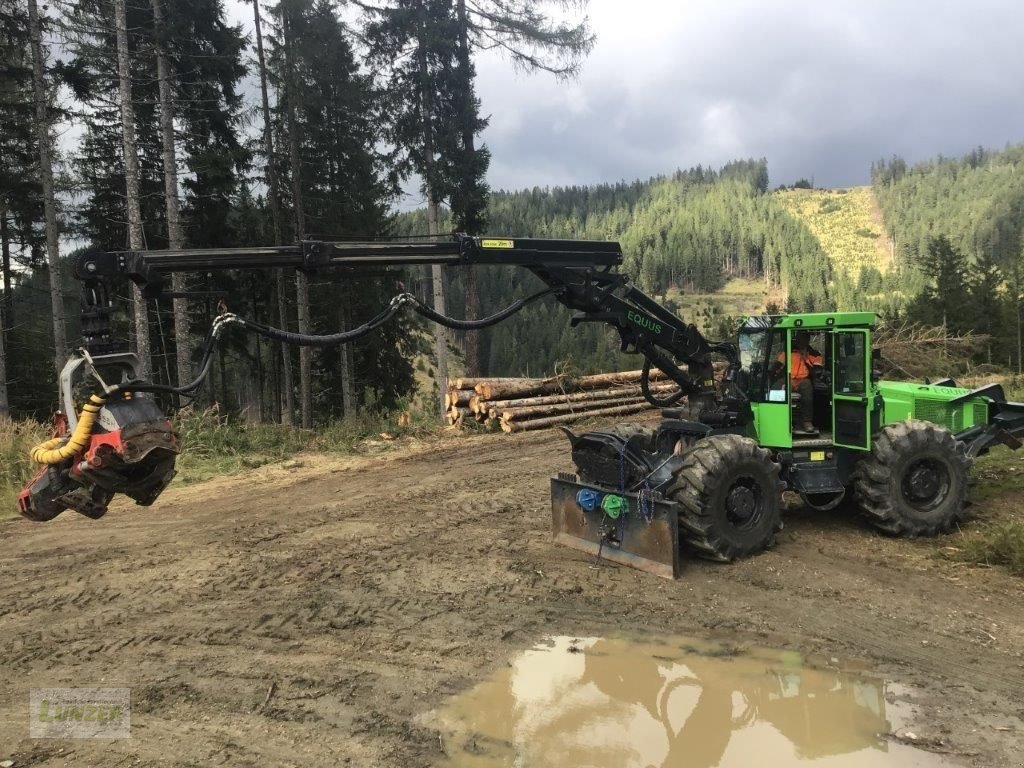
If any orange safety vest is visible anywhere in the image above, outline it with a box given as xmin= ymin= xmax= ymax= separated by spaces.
xmin=778 ymin=350 xmax=823 ymax=384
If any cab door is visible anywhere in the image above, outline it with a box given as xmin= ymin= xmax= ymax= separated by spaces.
xmin=832 ymin=330 xmax=872 ymax=450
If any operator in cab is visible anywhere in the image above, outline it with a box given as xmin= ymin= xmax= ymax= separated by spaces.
xmin=780 ymin=331 xmax=823 ymax=436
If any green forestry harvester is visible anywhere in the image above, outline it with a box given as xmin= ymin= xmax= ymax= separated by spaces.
xmin=18 ymin=236 xmax=1024 ymax=578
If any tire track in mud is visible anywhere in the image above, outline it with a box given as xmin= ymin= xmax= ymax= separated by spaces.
xmin=2 ymin=426 xmax=1023 ymax=766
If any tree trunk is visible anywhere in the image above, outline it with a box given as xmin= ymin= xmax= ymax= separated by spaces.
xmin=416 ymin=23 xmax=447 ymax=420
xmin=0 ymin=211 xmax=8 ymax=415
xmin=252 ymin=281 xmax=266 ymax=421
xmin=456 ymin=0 xmax=481 ymax=376
xmin=0 ymin=207 xmax=11 ymax=328
xmin=151 ymin=0 xmax=190 ymax=390
xmin=252 ymin=0 xmax=293 ymax=425
xmin=339 ymin=301 xmax=354 ymax=417
xmin=0 ymin=287 xmax=7 ymax=417
xmin=114 ymin=0 xmax=151 ymax=378
xmin=282 ymin=7 xmax=312 ymax=428
xmin=1011 ymin=286 xmax=1019 ymax=376
xmin=275 ymin=271 xmax=294 ymax=423
xmin=27 ymin=0 xmax=68 ymax=375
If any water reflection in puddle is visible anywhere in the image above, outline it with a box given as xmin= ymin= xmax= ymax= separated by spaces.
xmin=430 ymin=636 xmax=953 ymax=767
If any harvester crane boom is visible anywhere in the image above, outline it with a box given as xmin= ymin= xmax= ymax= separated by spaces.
xmin=74 ymin=234 xmax=727 ymax=399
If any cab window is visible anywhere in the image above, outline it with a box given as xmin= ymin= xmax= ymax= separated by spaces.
xmin=835 ymin=332 xmax=866 ymax=395
xmin=737 ymin=329 xmax=787 ymax=402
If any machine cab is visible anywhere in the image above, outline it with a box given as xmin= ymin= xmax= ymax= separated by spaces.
xmin=735 ymin=313 xmax=877 ymax=450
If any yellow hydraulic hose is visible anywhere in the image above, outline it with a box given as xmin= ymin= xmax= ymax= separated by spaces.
xmin=30 ymin=394 xmax=107 ymax=465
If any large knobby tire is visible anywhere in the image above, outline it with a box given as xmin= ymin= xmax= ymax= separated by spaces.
xmin=853 ymin=420 xmax=970 ymax=537
xmin=666 ymin=434 xmax=783 ymax=562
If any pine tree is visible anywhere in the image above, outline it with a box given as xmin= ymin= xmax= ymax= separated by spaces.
xmin=27 ymin=0 xmax=68 ymax=374
xmin=970 ymin=249 xmax=1002 ymax=363
xmin=268 ymin=0 xmax=405 ymax=420
xmin=907 ymin=235 xmax=971 ymax=332
xmin=151 ymin=0 xmax=190 ymax=390
xmin=249 ymin=0 xmax=294 ymax=424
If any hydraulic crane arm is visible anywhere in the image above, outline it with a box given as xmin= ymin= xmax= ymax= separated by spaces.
xmin=74 ymin=234 xmax=728 ymax=398
xmin=20 ymin=233 xmax=737 ymax=523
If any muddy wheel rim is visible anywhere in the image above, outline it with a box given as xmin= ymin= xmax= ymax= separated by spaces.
xmin=725 ymin=477 xmax=764 ymax=530
xmin=901 ymin=458 xmax=950 ymax=512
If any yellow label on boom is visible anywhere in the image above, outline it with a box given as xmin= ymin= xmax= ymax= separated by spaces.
xmin=481 ymin=238 xmax=514 ymax=249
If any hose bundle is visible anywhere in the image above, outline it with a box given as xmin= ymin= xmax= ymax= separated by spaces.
xmin=31 ymin=393 xmax=107 ymax=465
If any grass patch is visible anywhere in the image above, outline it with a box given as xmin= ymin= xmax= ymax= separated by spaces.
xmin=0 ymin=417 xmax=51 ymax=515
xmin=944 ymin=520 xmax=1024 ymax=576
xmin=970 ymin=446 xmax=1024 ymax=502
xmin=1 ymin=405 xmax=440 ymax=515
xmin=173 ymin=405 xmax=435 ymax=484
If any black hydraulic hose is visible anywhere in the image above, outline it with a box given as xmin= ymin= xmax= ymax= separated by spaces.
xmin=111 ymin=327 xmax=222 ymax=397
xmin=641 ymin=357 xmax=688 ymax=407
xmin=236 ymin=299 xmax=404 ymax=347
xmin=105 ymin=287 xmax=556 ymax=398
xmin=407 ymin=287 xmax=556 ymax=330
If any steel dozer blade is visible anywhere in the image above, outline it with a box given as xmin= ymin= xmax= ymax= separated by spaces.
xmin=551 ymin=473 xmax=681 ymax=579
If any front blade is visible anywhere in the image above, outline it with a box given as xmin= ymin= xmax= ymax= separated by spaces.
xmin=550 ymin=474 xmax=680 ymax=579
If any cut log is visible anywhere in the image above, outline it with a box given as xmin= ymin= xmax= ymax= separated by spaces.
xmin=446 ymin=388 xmax=475 ymax=408
xmin=472 ymin=376 xmax=549 ymax=394
xmin=483 ymin=382 xmax=678 ymax=413
xmin=501 ymin=395 xmax=648 ymax=422
xmin=566 ymin=369 xmax=671 ymax=389
xmin=454 ymin=377 xmax=498 ymax=390
xmin=473 ymin=369 xmax=676 ymax=400
xmin=500 ymin=401 xmax=655 ymax=433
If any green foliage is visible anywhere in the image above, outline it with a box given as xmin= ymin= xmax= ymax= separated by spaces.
xmin=0 ymin=417 xmax=50 ymax=516
xmin=774 ymin=187 xmax=891 ymax=280
xmin=906 ymin=235 xmax=972 ymax=331
xmin=946 ymin=520 xmax=1024 ymax=576
xmin=174 ymin=404 xmax=428 ymax=484
xmin=873 ymin=145 xmax=1024 ymax=273
xmin=395 ymin=159 xmax=831 ymax=377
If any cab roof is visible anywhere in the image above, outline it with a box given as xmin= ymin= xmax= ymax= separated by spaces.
xmin=741 ymin=312 xmax=876 ymax=330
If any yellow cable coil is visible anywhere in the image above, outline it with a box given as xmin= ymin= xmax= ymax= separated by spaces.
xmin=30 ymin=394 xmax=108 ymax=465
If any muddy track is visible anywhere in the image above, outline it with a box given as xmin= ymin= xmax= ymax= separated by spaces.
xmin=1 ymin=425 xmax=1022 ymax=767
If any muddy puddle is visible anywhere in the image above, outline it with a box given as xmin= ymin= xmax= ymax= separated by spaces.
xmin=429 ymin=636 xmax=954 ymax=767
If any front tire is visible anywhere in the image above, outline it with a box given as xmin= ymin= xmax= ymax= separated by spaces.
xmin=667 ymin=435 xmax=783 ymax=562
xmin=853 ymin=420 xmax=970 ymax=536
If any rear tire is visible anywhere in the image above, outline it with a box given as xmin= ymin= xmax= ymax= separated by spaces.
xmin=666 ymin=434 xmax=783 ymax=562
xmin=853 ymin=420 xmax=970 ymax=536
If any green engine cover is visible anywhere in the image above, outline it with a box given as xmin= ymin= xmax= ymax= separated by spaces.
xmin=877 ymin=381 xmax=989 ymax=433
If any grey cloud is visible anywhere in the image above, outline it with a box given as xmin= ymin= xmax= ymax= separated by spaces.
xmin=473 ymin=0 xmax=1024 ymax=189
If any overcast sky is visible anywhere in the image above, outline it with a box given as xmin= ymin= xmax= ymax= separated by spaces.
xmin=227 ymin=0 xmax=1024 ymax=197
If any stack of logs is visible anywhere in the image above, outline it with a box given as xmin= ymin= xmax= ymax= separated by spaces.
xmin=445 ymin=369 xmax=679 ymax=433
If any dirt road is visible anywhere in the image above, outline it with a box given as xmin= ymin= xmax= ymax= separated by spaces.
xmin=1 ymin=425 xmax=1023 ymax=766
